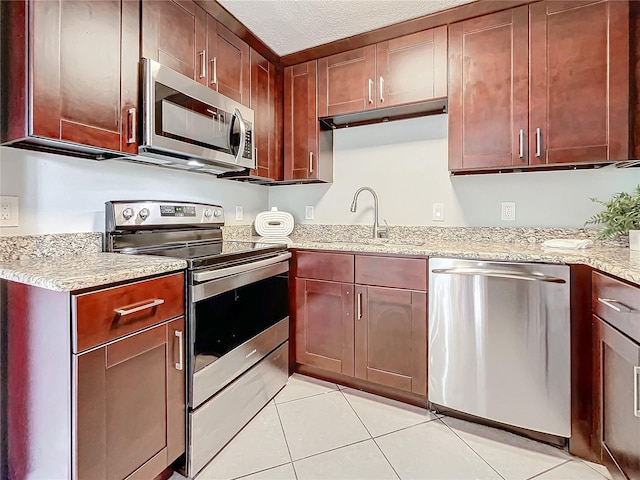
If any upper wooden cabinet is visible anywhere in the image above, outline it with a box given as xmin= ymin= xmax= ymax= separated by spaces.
xmin=449 ymin=0 xmax=629 ymax=172
xmin=142 ymin=0 xmax=250 ymax=106
xmin=250 ymin=49 xmax=282 ymax=180
xmin=2 ymin=0 xmax=140 ymax=154
xmin=318 ymin=26 xmax=448 ymax=117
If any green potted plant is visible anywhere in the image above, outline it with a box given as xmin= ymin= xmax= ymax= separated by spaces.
xmin=586 ymin=185 xmax=640 ymax=250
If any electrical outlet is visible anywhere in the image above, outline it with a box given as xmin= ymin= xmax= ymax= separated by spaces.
xmin=235 ymin=206 xmax=244 ymax=221
xmin=305 ymin=206 xmax=314 ymax=220
xmin=0 ymin=196 xmax=19 ymax=227
xmin=432 ymin=203 xmax=445 ymax=222
xmin=501 ymin=201 xmax=516 ymax=221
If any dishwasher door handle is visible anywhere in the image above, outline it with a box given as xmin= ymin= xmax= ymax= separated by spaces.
xmin=431 ymin=267 xmax=566 ymax=284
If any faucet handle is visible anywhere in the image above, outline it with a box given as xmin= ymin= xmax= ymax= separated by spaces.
xmin=378 ymin=219 xmax=389 ymax=238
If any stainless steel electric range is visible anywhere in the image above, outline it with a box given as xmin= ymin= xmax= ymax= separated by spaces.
xmin=105 ymin=200 xmax=290 ymax=477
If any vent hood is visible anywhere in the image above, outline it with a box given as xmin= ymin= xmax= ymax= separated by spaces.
xmin=319 ymin=97 xmax=447 ymax=130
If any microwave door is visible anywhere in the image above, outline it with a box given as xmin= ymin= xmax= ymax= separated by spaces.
xmin=161 ymin=100 xmax=229 ymax=152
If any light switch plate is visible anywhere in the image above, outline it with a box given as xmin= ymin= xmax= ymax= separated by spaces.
xmin=432 ymin=203 xmax=445 ymax=222
xmin=305 ymin=206 xmax=314 ymax=220
xmin=0 ymin=196 xmax=19 ymax=227
xmin=235 ymin=206 xmax=244 ymax=221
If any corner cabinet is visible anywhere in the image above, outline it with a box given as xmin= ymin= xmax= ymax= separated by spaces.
xmin=291 ymin=250 xmax=428 ymax=404
xmin=592 ymin=271 xmax=640 ymax=480
xmin=449 ymin=0 xmax=629 ymax=172
xmin=250 ymin=49 xmax=283 ymax=180
xmin=2 ymin=0 xmax=140 ymax=153
xmin=5 ymin=272 xmax=186 ymax=480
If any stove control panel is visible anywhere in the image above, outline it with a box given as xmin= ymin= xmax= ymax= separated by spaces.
xmin=106 ymin=201 xmax=225 ymax=230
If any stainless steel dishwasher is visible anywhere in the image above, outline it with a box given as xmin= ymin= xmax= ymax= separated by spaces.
xmin=428 ymin=257 xmax=571 ymax=438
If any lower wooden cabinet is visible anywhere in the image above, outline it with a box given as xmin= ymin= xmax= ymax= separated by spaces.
xmin=355 ymin=286 xmax=427 ymax=395
xmin=75 ymin=317 xmax=185 ymax=480
xmin=292 ymin=251 xmax=427 ymax=400
xmin=294 ymin=278 xmax=354 ymax=375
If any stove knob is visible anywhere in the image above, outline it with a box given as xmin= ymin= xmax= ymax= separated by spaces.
xmin=122 ymin=207 xmax=134 ymax=220
xmin=139 ymin=208 xmax=150 ymax=220
xmin=213 ymin=209 xmax=222 ymax=218
xmin=204 ymin=209 xmax=213 ymax=218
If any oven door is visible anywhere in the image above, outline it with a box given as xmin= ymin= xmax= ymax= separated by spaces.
xmin=188 ymin=252 xmax=291 ymax=408
xmin=140 ymin=57 xmax=255 ymax=170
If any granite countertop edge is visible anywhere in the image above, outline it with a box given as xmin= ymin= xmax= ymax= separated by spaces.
xmin=0 ymin=253 xmax=187 ymax=292
xmin=287 ymin=240 xmax=640 ymax=287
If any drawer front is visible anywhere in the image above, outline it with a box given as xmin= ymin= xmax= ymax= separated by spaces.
xmin=73 ymin=273 xmax=185 ymax=352
xmin=593 ymin=271 xmax=640 ymax=344
xmin=356 ymin=255 xmax=427 ymax=291
xmin=293 ymin=251 xmax=354 ymax=282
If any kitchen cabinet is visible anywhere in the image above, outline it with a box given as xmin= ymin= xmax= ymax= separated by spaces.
xmin=5 ymin=272 xmax=186 ymax=479
xmin=143 ymin=0 xmax=249 ymax=106
xmin=449 ymin=0 xmax=629 ymax=172
xmin=318 ymin=26 xmax=447 ymax=117
xmin=250 ymin=49 xmax=282 ymax=180
xmin=2 ymin=0 xmax=140 ymax=154
xmin=592 ymin=271 xmax=640 ymax=479
xmin=291 ymin=250 xmax=427 ymax=400
xmin=284 ymin=61 xmax=333 ymax=182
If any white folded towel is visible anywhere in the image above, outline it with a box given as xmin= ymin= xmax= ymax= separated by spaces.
xmin=541 ymin=239 xmax=593 ymax=249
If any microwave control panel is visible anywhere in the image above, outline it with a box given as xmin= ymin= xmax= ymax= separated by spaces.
xmin=242 ymin=128 xmax=253 ymax=160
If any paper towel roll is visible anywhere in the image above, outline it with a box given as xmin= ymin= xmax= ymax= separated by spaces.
xmin=254 ymin=207 xmax=294 ymax=237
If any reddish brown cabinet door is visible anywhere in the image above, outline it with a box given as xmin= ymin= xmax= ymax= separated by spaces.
xmin=284 ymin=61 xmax=319 ymax=180
xmin=74 ymin=317 xmax=185 ymax=480
xmin=448 ymin=7 xmax=529 ymax=170
xmin=250 ymin=49 xmax=282 ymax=180
xmin=142 ymin=0 xmax=206 ymax=82
xmin=318 ymin=46 xmax=377 ymax=117
xmin=355 ymin=286 xmax=427 ymax=396
xmin=208 ymin=22 xmax=250 ymax=106
xmin=30 ymin=0 xmax=139 ymax=152
xmin=529 ymin=0 xmax=629 ymax=165
xmin=294 ymin=278 xmax=354 ymax=375
xmin=376 ymin=27 xmax=448 ymax=108
xmin=593 ymin=316 xmax=640 ymax=480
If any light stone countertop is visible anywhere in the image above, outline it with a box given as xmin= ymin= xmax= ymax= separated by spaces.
xmin=0 ymin=253 xmax=187 ymax=292
xmin=285 ymin=238 xmax=640 ymax=287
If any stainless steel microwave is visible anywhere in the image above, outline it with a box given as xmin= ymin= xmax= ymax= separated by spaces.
xmin=138 ymin=58 xmax=255 ymax=174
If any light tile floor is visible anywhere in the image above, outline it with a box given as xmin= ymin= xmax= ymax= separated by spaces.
xmin=182 ymin=374 xmax=612 ymax=480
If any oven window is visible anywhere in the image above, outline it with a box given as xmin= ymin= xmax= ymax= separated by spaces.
xmin=194 ymin=274 xmax=288 ymax=372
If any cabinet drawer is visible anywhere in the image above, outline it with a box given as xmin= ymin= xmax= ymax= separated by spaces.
xmin=593 ymin=271 xmax=640 ymax=344
xmin=73 ymin=273 xmax=185 ymax=352
xmin=293 ymin=251 xmax=354 ymax=283
xmin=356 ymin=256 xmax=427 ymax=291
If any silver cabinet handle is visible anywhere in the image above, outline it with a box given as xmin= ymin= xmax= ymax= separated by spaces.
xmin=597 ymin=297 xmax=635 ymax=313
xmin=199 ymin=50 xmax=206 ymax=79
xmin=431 ymin=268 xmax=566 ymax=284
xmin=357 ymin=292 xmax=363 ymax=319
xmin=635 ymin=366 xmax=640 ymax=417
xmin=254 ymin=147 xmax=258 ymax=166
xmin=379 ymin=76 xmax=384 ymax=103
xmin=210 ymin=57 xmax=217 ymax=85
xmin=368 ymin=79 xmax=373 ymax=104
xmin=127 ymin=107 xmax=136 ymax=144
xmin=114 ymin=298 xmax=165 ymax=316
xmin=536 ymin=127 xmax=541 ymax=158
xmin=175 ymin=330 xmax=184 ymax=371
xmin=519 ymin=129 xmax=524 ymax=159
xmin=309 ymin=151 xmax=314 ymax=173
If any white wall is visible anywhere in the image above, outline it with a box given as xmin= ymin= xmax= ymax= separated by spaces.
xmin=0 ymin=147 xmax=269 ymax=235
xmin=269 ymin=115 xmax=640 ymax=228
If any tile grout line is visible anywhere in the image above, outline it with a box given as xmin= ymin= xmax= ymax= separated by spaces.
xmin=436 ymin=417 xmax=507 ymax=480
xmin=580 ymin=460 xmax=612 ymax=480
xmin=273 ymin=401 xmax=299 ymax=480
xmin=525 ymin=459 xmax=574 ymax=480
xmin=231 ymin=460 xmax=293 ymax=480
xmin=340 ymin=389 xmax=402 ymax=480
xmin=274 ymin=385 xmax=341 ymax=406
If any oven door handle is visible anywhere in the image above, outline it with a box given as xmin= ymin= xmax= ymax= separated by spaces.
xmin=193 ymin=252 xmax=292 ymax=283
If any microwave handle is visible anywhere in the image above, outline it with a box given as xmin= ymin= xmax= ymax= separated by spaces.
xmin=232 ymin=108 xmax=247 ymax=164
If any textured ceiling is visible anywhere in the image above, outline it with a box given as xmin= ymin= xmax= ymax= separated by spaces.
xmin=217 ymin=0 xmax=477 ymax=56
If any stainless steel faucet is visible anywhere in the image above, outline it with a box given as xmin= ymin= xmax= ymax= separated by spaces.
xmin=350 ymin=187 xmax=388 ymax=239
